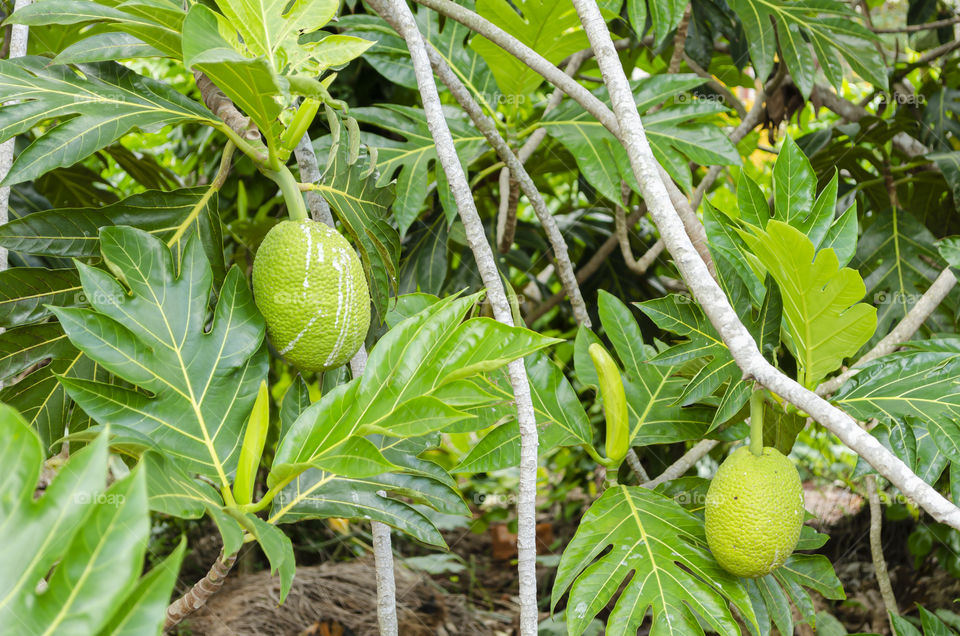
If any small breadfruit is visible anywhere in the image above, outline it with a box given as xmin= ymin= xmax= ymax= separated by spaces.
xmin=252 ymin=219 xmax=370 ymax=372
xmin=704 ymin=446 xmax=805 ymax=578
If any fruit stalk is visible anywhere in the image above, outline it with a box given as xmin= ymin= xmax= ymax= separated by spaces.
xmin=268 ymin=165 xmax=310 ymax=221
xmin=749 ymin=388 xmax=764 ymax=457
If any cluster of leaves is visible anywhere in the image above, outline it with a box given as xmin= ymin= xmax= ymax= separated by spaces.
xmin=2 ymin=0 xmax=960 ymax=632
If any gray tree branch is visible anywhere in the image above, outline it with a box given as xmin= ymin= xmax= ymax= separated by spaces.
xmin=368 ymin=1 xmax=542 ymax=632
xmin=569 ymin=0 xmax=960 ymax=530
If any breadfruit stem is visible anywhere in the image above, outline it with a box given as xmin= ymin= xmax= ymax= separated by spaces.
xmin=268 ymin=164 xmax=309 ymax=221
xmin=749 ymin=388 xmax=764 ymax=456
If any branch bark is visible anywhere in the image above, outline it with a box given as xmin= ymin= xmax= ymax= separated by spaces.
xmin=294 ymin=133 xmax=335 ymax=226
xmin=866 ymin=475 xmax=898 ymax=631
xmin=667 ymin=7 xmax=692 ymax=75
xmin=872 ymin=14 xmax=960 ymax=33
xmin=298 ymin=127 xmax=398 ymax=634
xmin=390 ymin=21 xmax=590 ymax=326
xmin=368 ymin=1 xmax=542 ymax=632
xmin=641 ymin=439 xmax=719 ymax=489
xmin=193 ymin=71 xmax=262 ymax=142
xmin=570 ymin=0 xmax=960 ymax=530
xmin=810 ymin=83 xmax=929 ymax=158
xmin=164 ymin=551 xmax=237 ymax=631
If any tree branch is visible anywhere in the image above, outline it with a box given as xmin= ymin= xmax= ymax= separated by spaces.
xmin=368 ymin=1 xmax=542 ymax=632
xmin=294 ymin=133 xmax=336 ymax=226
xmin=371 ymin=491 xmax=398 ymax=636
xmin=570 ymin=0 xmax=960 ymax=530
xmin=872 ymin=14 xmax=960 ymax=33
xmin=164 ymin=551 xmax=237 ymax=631
xmin=817 ymin=267 xmax=957 ymax=395
xmin=680 ymin=53 xmax=747 ymax=119
xmin=497 ymin=50 xmax=590 ymax=257
xmin=810 ymin=83 xmax=929 ymax=158
xmin=866 ymin=475 xmax=898 ymax=631
xmin=193 ymin=71 xmax=262 ymax=142
xmin=641 ymin=439 xmax=719 ymax=489
xmin=389 ymin=23 xmax=591 ymax=327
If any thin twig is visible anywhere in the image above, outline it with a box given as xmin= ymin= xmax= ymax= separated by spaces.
xmin=368 ymin=1 xmax=542 ymax=632
xmin=496 ymin=172 xmax=520 ymax=253
xmin=817 ymin=267 xmax=958 ymax=395
xmin=641 ymin=439 xmax=719 ymax=489
xmin=866 ymin=475 xmax=898 ymax=630
xmin=667 ymin=7 xmax=691 ymax=75
xmin=811 ymin=83 xmax=929 ymax=158
xmin=164 ymin=551 xmax=238 ymax=631
xmin=625 ymin=449 xmax=650 ymax=481
xmin=872 ymin=14 xmax=960 ymax=33
xmin=680 ymin=53 xmax=748 ymax=118
xmin=570 ymin=0 xmax=960 ymax=530
xmin=916 ymin=37 xmax=960 ymax=64
xmin=616 ymin=202 xmax=663 ymax=274
xmin=496 ymin=50 xmax=590 ymax=258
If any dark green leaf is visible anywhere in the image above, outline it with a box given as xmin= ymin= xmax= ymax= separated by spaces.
xmin=52 ymin=227 xmax=268 ymax=480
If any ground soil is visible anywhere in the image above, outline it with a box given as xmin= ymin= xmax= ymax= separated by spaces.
xmin=173 ymin=484 xmax=960 ymax=635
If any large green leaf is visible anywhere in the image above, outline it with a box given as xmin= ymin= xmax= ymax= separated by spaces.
xmin=469 ymin=0 xmax=612 ymax=99
xmin=0 ymin=267 xmax=81 ymax=328
xmin=739 ymin=220 xmax=877 ymax=388
xmin=51 ymin=226 xmax=268 ymax=482
xmin=0 ymin=187 xmax=226 ymax=285
xmin=210 ymin=0 xmax=338 ymax=72
xmin=852 ymin=208 xmax=952 ymax=352
xmin=268 ymin=379 xmax=466 ymax=546
xmin=270 ymin=293 xmax=559 ymax=485
xmin=6 ymin=0 xmax=184 ymax=59
xmin=627 ymin=0 xmax=688 ymax=47
xmin=340 ymin=4 xmax=499 ymax=115
xmin=0 ymin=405 xmax=184 ymax=635
xmin=271 ymin=436 xmax=465 ymax=546
xmin=0 ymin=58 xmax=217 ymax=185
xmin=0 ymin=343 xmax=98 ymax=453
xmin=728 ymin=0 xmax=885 ymax=97
xmin=552 ymin=485 xmax=758 ymax=636
xmin=543 ymin=75 xmax=740 ymax=199
xmin=638 ymin=277 xmax=781 ymax=428
xmin=353 ymin=105 xmax=486 ymax=234
xmin=315 ymin=137 xmax=399 ymax=320
xmin=921 ymin=89 xmax=960 ymax=153
xmin=833 ymin=342 xmax=960 ymax=469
